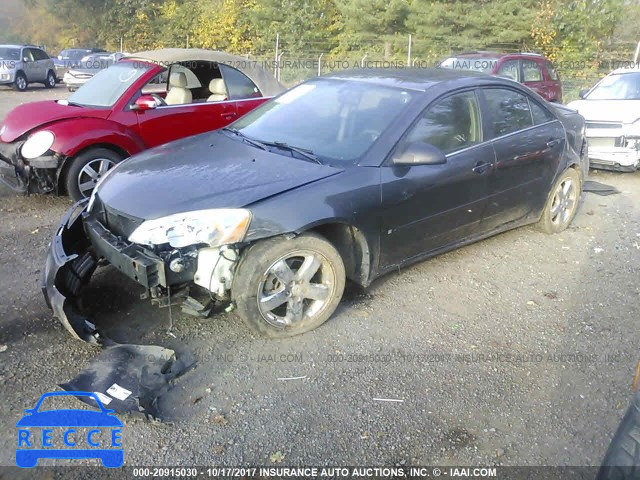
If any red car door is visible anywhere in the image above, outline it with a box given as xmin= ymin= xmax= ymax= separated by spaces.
xmin=522 ymin=59 xmax=549 ymax=100
xmin=135 ymin=101 xmax=238 ymax=148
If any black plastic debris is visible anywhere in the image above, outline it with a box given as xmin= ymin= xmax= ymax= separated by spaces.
xmin=584 ymin=181 xmax=620 ymax=196
xmin=60 ymin=344 xmax=195 ymax=419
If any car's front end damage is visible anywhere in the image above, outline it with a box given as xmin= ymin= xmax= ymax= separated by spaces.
xmin=583 ymin=121 xmax=640 ymax=172
xmin=0 ymin=132 xmax=64 ymax=193
xmin=41 ymin=195 xmax=248 ymax=343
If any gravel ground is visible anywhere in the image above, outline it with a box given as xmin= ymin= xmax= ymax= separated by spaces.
xmin=0 ymin=88 xmax=639 ymax=472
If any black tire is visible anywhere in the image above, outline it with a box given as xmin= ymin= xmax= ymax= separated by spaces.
xmin=64 ymin=148 xmax=123 ymax=201
xmin=232 ymin=233 xmax=346 ymax=338
xmin=597 ymin=394 xmax=640 ymax=480
xmin=13 ymin=72 xmax=27 ymax=91
xmin=44 ymin=70 xmax=56 ymax=88
xmin=537 ymin=167 xmax=582 ymax=234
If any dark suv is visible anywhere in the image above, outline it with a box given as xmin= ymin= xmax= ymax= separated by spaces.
xmin=438 ymin=51 xmax=563 ymax=103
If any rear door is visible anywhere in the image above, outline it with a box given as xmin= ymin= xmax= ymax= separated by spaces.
xmin=32 ymin=48 xmax=51 ymax=81
xmin=379 ymin=90 xmax=494 ymax=267
xmin=479 ymin=87 xmax=565 ymax=231
xmin=522 ymin=59 xmax=548 ymax=100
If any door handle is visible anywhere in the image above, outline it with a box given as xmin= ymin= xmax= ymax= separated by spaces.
xmin=472 ymin=161 xmax=493 ymax=174
xmin=221 ymin=112 xmax=237 ymax=119
xmin=546 ymin=139 xmax=561 ymax=148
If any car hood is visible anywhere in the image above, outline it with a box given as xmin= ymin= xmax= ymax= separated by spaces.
xmin=567 ymin=100 xmax=640 ymax=124
xmin=0 ymin=101 xmax=110 ymax=142
xmin=96 ymin=131 xmax=344 ymax=220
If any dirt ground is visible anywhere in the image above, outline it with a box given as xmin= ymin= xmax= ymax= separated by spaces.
xmin=0 ymin=87 xmax=639 ymax=472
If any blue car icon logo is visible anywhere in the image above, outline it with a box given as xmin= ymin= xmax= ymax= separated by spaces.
xmin=16 ymin=391 xmax=123 ymax=468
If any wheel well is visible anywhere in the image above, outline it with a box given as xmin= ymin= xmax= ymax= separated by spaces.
xmin=309 ymin=223 xmax=371 ymax=286
xmin=56 ymin=143 xmax=130 ymax=194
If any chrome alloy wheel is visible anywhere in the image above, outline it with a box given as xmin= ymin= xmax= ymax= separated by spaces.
xmin=257 ymin=250 xmax=337 ymax=327
xmin=77 ymin=158 xmax=116 ymax=197
xmin=550 ymin=177 xmax=578 ymax=227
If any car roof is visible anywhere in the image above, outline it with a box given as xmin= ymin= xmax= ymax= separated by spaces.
xmin=128 ymin=48 xmax=285 ymax=97
xmin=323 ymin=68 xmax=496 ymax=92
xmin=0 ymin=44 xmax=28 ymax=49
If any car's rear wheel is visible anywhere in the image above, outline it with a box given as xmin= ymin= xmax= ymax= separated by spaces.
xmin=13 ymin=72 xmax=27 ymax=91
xmin=65 ymin=148 xmax=123 ymax=201
xmin=537 ymin=167 xmax=582 ymax=234
xmin=45 ymin=70 xmax=56 ymax=88
xmin=232 ymin=233 xmax=346 ymax=338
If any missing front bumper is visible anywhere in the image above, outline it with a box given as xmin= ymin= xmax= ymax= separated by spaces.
xmin=41 ymin=200 xmax=102 ymax=343
xmin=41 ymin=203 xmax=196 ymax=343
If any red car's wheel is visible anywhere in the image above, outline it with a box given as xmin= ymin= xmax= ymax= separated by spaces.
xmin=65 ymin=148 xmax=124 ymax=201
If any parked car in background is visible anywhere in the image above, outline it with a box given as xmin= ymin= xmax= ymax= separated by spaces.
xmin=567 ymin=66 xmax=640 ymax=172
xmin=0 ymin=44 xmax=56 ymax=91
xmin=54 ymin=48 xmax=107 ymax=81
xmin=438 ymin=51 xmax=563 ymax=103
xmin=63 ymin=52 xmax=127 ymax=92
xmin=41 ymin=69 xmax=587 ymax=343
xmin=0 ymin=48 xmax=284 ymax=201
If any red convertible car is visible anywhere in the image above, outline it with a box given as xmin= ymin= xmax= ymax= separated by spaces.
xmin=0 ymin=49 xmax=284 ymax=200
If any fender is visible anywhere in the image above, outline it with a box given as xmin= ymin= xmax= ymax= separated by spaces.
xmin=46 ymin=118 xmax=147 ymax=160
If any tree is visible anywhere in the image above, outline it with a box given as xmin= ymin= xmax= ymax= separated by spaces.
xmin=337 ymin=0 xmax=409 ymax=59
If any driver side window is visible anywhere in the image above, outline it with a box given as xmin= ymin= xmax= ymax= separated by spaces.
xmin=404 ymin=91 xmax=482 ymax=155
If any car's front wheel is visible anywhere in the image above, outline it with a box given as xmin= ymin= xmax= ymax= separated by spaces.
xmin=45 ymin=70 xmax=56 ymax=88
xmin=65 ymin=148 xmax=123 ymax=201
xmin=13 ymin=72 xmax=27 ymax=92
xmin=538 ymin=167 xmax=582 ymax=234
xmin=232 ymin=233 xmax=346 ymax=338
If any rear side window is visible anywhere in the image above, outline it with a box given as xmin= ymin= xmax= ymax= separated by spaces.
xmin=220 ymin=64 xmax=261 ymax=100
xmin=545 ymin=61 xmax=559 ymax=81
xmin=530 ymin=101 xmax=555 ymax=125
xmin=32 ymin=49 xmax=49 ymax=61
xmin=483 ymin=88 xmax=533 ymax=138
xmin=497 ymin=60 xmax=519 ymax=81
xmin=523 ymin=60 xmax=543 ymax=82
xmin=405 ymin=91 xmax=482 ymax=154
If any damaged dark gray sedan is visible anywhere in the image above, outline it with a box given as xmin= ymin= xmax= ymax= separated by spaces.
xmin=42 ymin=69 xmax=588 ymax=343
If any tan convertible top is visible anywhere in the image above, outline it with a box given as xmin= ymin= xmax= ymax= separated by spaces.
xmin=129 ymin=48 xmax=285 ymax=97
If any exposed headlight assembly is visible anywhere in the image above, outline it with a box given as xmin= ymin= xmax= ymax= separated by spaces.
xmin=21 ymin=131 xmax=55 ymax=159
xmin=128 ymin=209 xmax=252 ymax=249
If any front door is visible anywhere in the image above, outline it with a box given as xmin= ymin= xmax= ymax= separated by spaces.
xmin=379 ymin=90 xmax=494 ymax=267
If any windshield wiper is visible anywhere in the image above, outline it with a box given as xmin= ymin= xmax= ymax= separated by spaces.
xmin=261 ymin=141 xmax=322 ymax=164
xmin=221 ymin=128 xmax=268 ymax=151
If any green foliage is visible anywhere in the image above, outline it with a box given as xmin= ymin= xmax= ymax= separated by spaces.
xmin=1 ymin=0 xmax=637 ymax=96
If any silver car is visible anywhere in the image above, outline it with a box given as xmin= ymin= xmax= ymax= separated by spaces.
xmin=0 ymin=45 xmax=57 ymax=91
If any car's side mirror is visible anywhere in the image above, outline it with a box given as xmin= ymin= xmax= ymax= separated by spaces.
xmin=578 ymin=88 xmax=590 ymax=99
xmin=131 ymin=95 xmax=157 ymax=111
xmin=393 ymin=142 xmax=447 ymax=166
xmin=23 ymin=57 xmax=31 ymax=63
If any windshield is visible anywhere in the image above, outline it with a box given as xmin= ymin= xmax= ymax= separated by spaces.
xmin=67 ymin=62 xmax=151 ymax=107
xmin=59 ymin=49 xmax=89 ymax=61
xmin=230 ymin=79 xmax=416 ymax=164
xmin=586 ymin=72 xmax=640 ymax=100
xmin=0 ymin=47 xmax=20 ymax=61
xmin=439 ymin=56 xmax=499 ymax=74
